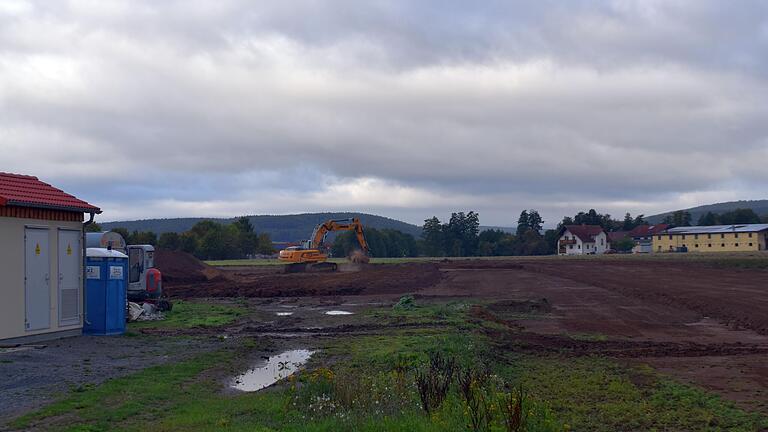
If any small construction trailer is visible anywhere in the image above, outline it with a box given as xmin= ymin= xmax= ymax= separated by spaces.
xmin=0 ymin=172 xmax=100 ymax=343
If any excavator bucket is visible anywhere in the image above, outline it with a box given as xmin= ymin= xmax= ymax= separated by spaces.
xmin=349 ymin=250 xmax=370 ymax=264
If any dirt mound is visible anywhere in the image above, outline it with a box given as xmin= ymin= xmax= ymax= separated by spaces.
xmin=154 ymin=249 xmax=223 ymax=284
xmin=165 ymin=262 xmax=442 ymax=298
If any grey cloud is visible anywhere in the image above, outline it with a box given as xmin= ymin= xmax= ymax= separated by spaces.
xmin=1 ymin=0 xmax=767 ymax=225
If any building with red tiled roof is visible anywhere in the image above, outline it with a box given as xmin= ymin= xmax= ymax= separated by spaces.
xmin=0 ymin=173 xmax=100 ymax=342
xmin=558 ymin=225 xmax=609 ymax=255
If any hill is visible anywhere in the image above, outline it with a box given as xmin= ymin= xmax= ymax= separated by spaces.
xmin=646 ymin=200 xmax=768 ymax=225
xmin=101 ymin=212 xmax=422 ymax=243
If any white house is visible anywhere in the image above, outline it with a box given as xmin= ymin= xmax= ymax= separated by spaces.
xmin=558 ymin=225 xmax=609 ymax=255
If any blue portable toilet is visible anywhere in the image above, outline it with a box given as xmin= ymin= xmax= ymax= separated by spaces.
xmin=84 ymin=248 xmax=128 ymax=335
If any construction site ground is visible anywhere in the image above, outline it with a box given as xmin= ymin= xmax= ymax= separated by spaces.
xmin=4 ymin=252 xmax=768 ymax=431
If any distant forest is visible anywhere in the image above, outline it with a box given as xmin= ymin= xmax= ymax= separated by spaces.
xmin=646 ymin=200 xmax=768 ymax=225
xmin=100 ymin=212 xmax=422 ymax=243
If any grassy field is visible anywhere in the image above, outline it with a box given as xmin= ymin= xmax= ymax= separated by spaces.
xmin=127 ymin=300 xmax=246 ymax=331
xmin=11 ymin=299 xmax=767 ymax=432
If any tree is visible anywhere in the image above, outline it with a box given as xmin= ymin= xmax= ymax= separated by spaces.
xmin=232 ymin=216 xmax=260 ymax=257
xmin=514 ymin=229 xmax=549 ymax=255
xmin=130 ymin=230 xmax=157 ymax=246
xmin=664 ymin=210 xmax=692 ymax=227
xmin=110 ymin=227 xmax=130 ymax=243
xmin=445 ymin=211 xmax=480 ymax=256
xmin=613 ymin=237 xmax=635 ymax=252
xmin=158 ymin=232 xmax=181 ymax=250
xmin=179 ymin=232 xmax=198 ymax=254
xmin=718 ymin=208 xmax=761 ymax=225
xmin=256 ymin=233 xmax=274 ymax=255
xmin=516 ymin=210 xmax=530 ymax=236
xmin=698 ymin=211 xmax=719 ymax=226
xmin=622 ymin=213 xmax=634 ymax=231
xmin=421 ymin=217 xmax=446 ymax=257
xmin=517 ymin=209 xmax=543 ymax=235
xmin=85 ymin=222 xmax=102 ymax=233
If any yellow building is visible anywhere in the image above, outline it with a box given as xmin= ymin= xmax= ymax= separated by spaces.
xmin=653 ymin=224 xmax=768 ymax=253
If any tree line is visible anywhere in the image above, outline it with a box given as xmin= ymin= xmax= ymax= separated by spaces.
xmin=332 ymin=227 xmax=419 ymax=258
xmin=88 ymin=217 xmax=274 ymax=260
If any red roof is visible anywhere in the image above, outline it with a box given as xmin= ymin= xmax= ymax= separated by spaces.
xmin=563 ymin=225 xmax=605 ymax=243
xmin=629 ymin=224 xmax=669 ymax=237
xmin=0 ymin=172 xmax=101 ymax=213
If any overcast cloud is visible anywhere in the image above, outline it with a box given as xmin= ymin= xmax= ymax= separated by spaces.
xmin=1 ymin=0 xmax=767 ymax=226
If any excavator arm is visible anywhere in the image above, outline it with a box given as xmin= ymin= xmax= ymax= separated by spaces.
xmin=310 ymin=218 xmax=369 ymax=253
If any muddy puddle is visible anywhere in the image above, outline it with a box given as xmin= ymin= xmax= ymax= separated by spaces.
xmin=230 ymin=349 xmax=314 ymax=392
xmin=325 ymin=310 xmax=354 ymax=315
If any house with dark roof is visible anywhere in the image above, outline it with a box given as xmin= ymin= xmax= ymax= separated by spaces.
xmin=558 ymin=225 xmax=609 ymax=255
xmin=628 ymin=224 xmax=669 ymax=253
xmin=0 ymin=173 xmax=100 ymax=342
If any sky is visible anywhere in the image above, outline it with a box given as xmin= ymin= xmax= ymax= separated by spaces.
xmin=1 ymin=0 xmax=767 ymax=227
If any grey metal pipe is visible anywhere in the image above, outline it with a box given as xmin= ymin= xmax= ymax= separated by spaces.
xmin=82 ymin=212 xmax=95 ymax=325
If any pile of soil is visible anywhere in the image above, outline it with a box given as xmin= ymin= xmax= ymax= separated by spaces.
xmin=165 ymin=262 xmax=442 ymax=298
xmin=154 ymin=249 xmax=223 ymax=284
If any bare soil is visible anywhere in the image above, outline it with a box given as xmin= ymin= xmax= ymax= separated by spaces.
xmin=154 ymin=249 xmax=223 ymax=284
xmin=156 ymin=254 xmax=768 ymax=414
xmin=165 ymin=262 xmax=442 ymax=298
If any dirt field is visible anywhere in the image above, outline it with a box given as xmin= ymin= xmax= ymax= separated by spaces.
xmin=155 ymin=254 xmax=768 ymax=415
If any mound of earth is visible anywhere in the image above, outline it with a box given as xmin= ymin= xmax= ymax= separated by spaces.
xmin=154 ymin=249 xmax=223 ymax=284
xmin=165 ymin=262 xmax=442 ymax=298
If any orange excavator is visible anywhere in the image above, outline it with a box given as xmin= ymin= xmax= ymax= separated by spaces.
xmin=278 ymin=218 xmax=370 ymax=273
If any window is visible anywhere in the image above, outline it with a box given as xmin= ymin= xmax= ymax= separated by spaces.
xmin=708 ymin=244 xmax=712 ymax=248
xmin=735 ymin=243 xmax=739 ymax=247
xmin=694 ymin=234 xmax=699 ymax=240
xmin=749 ymin=233 xmax=753 ymax=238
xmin=682 ymin=234 xmax=686 ymax=240
xmin=569 ymin=245 xmax=573 ymax=249
xmin=721 ymin=233 xmax=725 ymax=239
xmin=669 ymin=235 xmax=673 ymax=240
xmin=695 ymin=244 xmax=699 ymax=248
xmin=749 ymin=243 xmax=753 ymax=247
xmin=721 ymin=243 xmax=725 ymax=247
xmin=735 ymin=233 xmax=739 ymax=238
xmin=707 ymin=234 xmax=712 ymax=239
xmin=658 ymin=235 xmax=662 ymax=240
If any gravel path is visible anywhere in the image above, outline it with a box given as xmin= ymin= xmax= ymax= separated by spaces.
xmin=0 ymin=334 xmax=226 ymax=425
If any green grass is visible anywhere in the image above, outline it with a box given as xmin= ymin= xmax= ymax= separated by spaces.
xmin=502 ymin=356 xmax=768 ymax=432
xmin=128 ymin=300 xmax=246 ymax=330
xmin=11 ymin=300 xmax=768 ymax=432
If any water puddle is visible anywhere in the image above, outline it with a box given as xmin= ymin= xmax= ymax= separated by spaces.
xmin=325 ymin=310 xmax=354 ymax=316
xmin=276 ymin=312 xmax=294 ymax=316
xmin=230 ymin=349 xmax=314 ymax=392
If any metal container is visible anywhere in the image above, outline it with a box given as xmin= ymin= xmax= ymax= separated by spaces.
xmin=86 ymin=231 xmax=126 ymax=253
